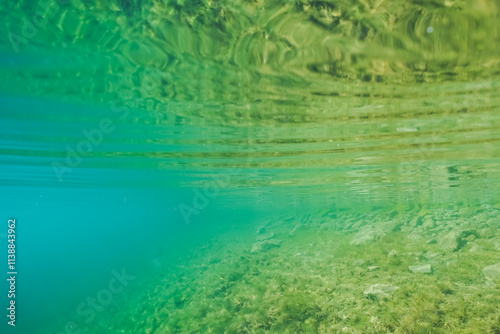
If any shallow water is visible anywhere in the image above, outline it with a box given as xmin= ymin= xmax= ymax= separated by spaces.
xmin=1 ymin=0 xmax=500 ymax=333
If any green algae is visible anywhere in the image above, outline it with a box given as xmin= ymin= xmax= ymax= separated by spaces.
xmin=68 ymin=204 xmax=500 ymax=333
xmin=2 ymin=0 xmax=500 ymax=333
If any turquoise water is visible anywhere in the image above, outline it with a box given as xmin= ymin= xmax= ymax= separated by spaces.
xmin=1 ymin=0 xmax=500 ymax=333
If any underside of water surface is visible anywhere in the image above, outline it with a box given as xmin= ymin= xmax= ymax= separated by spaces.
xmin=1 ymin=0 xmax=500 ymax=333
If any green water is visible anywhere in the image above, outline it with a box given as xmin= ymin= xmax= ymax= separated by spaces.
xmin=1 ymin=0 xmax=500 ymax=333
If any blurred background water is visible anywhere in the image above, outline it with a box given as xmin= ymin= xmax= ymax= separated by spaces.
xmin=1 ymin=0 xmax=500 ymax=333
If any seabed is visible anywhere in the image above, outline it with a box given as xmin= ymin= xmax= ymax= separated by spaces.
xmin=73 ymin=204 xmax=500 ymax=334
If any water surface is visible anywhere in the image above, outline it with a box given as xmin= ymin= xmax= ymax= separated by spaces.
xmin=1 ymin=0 xmax=500 ymax=333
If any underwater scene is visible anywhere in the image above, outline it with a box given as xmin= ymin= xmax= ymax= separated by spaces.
xmin=1 ymin=0 xmax=500 ymax=333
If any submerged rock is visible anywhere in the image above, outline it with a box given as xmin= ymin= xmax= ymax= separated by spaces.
xmin=422 ymin=218 xmax=436 ymax=229
xmin=251 ymin=239 xmax=281 ymax=254
xmin=350 ymin=226 xmax=385 ymax=245
xmin=438 ymin=231 xmax=461 ymax=252
xmin=352 ymin=259 xmax=366 ymax=266
xmin=409 ymin=264 xmax=432 ymax=274
xmin=388 ymin=250 xmax=398 ymax=257
xmin=409 ymin=215 xmax=424 ymax=227
xmin=289 ymin=224 xmax=308 ymax=236
xmin=256 ymin=226 xmax=267 ymax=235
xmin=492 ymin=238 xmax=500 ymax=251
xmin=364 ymin=284 xmax=399 ymax=300
xmin=438 ymin=229 xmax=478 ymax=252
xmin=407 ymin=230 xmax=424 ymax=241
xmin=482 ymin=262 xmax=500 ymax=283
xmin=468 ymin=243 xmax=483 ymax=253
xmin=256 ymin=231 xmax=275 ymax=241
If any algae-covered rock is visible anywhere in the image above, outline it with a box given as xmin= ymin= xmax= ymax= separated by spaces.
xmin=409 ymin=264 xmax=432 ymax=274
xmin=350 ymin=226 xmax=385 ymax=245
xmin=378 ymin=220 xmax=401 ymax=233
xmin=468 ymin=243 xmax=484 ymax=253
xmin=364 ymin=284 xmax=399 ymax=300
xmin=422 ymin=218 xmax=436 ymax=229
xmin=388 ymin=250 xmax=398 ymax=257
xmin=438 ymin=231 xmax=461 ymax=252
xmin=353 ymin=259 xmax=366 ymax=266
xmin=409 ymin=215 xmax=424 ymax=227
xmin=486 ymin=218 xmax=500 ymax=228
xmin=407 ymin=230 xmax=424 ymax=241
xmin=289 ymin=223 xmax=311 ymax=236
xmin=256 ymin=226 xmax=267 ymax=235
xmin=491 ymin=238 xmax=500 ymax=251
xmin=251 ymin=239 xmax=281 ymax=254
xmin=439 ymin=229 xmax=479 ymax=252
xmin=482 ymin=262 xmax=500 ymax=283
xmin=256 ymin=231 xmax=275 ymax=241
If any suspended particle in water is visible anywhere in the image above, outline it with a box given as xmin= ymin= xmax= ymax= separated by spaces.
xmin=427 ymin=27 xmax=434 ymax=33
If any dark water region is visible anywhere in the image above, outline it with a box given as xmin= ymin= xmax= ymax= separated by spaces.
xmin=1 ymin=0 xmax=500 ymax=333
